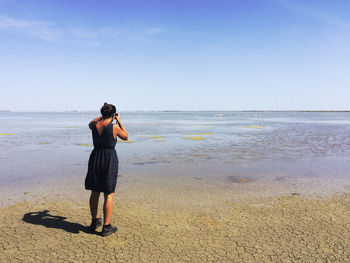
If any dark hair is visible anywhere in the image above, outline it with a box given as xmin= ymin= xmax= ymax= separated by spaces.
xmin=100 ymin=102 xmax=116 ymax=118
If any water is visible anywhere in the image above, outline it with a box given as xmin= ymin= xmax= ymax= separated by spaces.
xmin=1 ymin=111 xmax=350 ymax=202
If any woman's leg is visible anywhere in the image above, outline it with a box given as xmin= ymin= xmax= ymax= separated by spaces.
xmin=89 ymin=191 xmax=100 ymax=219
xmin=103 ymin=193 xmax=114 ymax=225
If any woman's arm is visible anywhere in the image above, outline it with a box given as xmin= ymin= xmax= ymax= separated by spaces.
xmin=114 ymin=114 xmax=128 ymax=140
xmin=89 ymin=116 xmax=103 ymax=129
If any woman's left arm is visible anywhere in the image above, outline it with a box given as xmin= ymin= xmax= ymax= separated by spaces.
xmin=89 ymin=116 xmax=103 ymax=129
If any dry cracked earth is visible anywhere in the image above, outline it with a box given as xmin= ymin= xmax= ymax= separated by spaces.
xmin=1 ymin=191 xmax=350 ymax=263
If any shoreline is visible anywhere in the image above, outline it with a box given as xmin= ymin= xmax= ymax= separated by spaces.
xmin=2 ymin=169 xmax=350 ymax=208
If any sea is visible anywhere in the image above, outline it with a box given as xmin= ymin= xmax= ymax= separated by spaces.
xmin=1 ymin=111 xmax=350 ymax=204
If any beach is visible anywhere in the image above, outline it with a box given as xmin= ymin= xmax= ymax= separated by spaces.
xmin=2 ymin=0 xmax=350 ymax=260
xmin=1 ymin=175 xmax=350 ymax=262
xmin=1 ymin=111 xmax=350 ymax=262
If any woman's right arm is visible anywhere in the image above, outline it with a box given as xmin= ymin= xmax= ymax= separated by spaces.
xmin=115 ymin=114 xmax=128 ymax=140
xmin=89 ymin=116 xmax=103 ymax=129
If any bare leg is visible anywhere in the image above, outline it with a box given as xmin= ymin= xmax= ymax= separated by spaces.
xmin=103 ymin=193 xmax=114 ymax=225
xmin=89 ymin=191 xmax=100 ymax=219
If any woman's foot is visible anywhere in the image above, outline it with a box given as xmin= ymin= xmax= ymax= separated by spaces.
xmin=89 ymin=218 xmax=102 ymax=231
xmin=101 ymin=224 xmax=118 ymax=237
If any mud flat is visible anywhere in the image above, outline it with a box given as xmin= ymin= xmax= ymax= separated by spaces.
xmin=1 ymin=175 xmax=349 ymax=262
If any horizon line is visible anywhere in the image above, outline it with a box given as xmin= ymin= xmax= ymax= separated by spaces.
xmin=1 ymin=110 xmax=350 ymax=113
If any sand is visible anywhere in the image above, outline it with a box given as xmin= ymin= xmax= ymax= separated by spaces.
xmin=1 ymin=174 xmax=350 ymax=262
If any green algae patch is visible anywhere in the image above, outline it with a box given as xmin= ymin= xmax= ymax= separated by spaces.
xmin=183 ymin=136 xmax=204 ymax=141
xmin=196 ymin=133 xmax=214 ymax=135
xmin=149 ymin=136 xmax=164 ymax=139
xmin=0 ymin=133 xmax=15 ymax=136
xmin=78 ymin=143 xmax=93 ymax=146
xmin=155 ymin=139 xmax=165 ymax=142
xmin=39 ymin=142 xmax=50 ymax=145
xmin=119 ymin=140 xmax=136 ymax=143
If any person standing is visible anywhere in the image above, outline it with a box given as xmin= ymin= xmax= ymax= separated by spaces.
xmin=85 ymin=102 xmax=128 ymax=236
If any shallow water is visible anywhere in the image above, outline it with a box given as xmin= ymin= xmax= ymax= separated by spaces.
xmin=1 ymin=111 xmax=350 ymax=203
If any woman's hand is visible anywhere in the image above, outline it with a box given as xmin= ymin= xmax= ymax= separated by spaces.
xmin=89 ymin=116 xmax=103 ymax=129
xmin=113 ymin=113 xmax=128 ymax=140
xmin=115 ymin=113 xmax=121 ymax=123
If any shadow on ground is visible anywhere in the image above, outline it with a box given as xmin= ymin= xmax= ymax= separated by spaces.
xmin=22 ymin=210 xmax=93 ymax=234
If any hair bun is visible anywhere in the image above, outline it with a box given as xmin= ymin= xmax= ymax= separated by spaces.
xmin=100 ymin=102 xmax=116 ymax=118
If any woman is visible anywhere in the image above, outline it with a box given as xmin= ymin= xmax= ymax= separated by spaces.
xmin=85 ymin=102 xmax=128 ymax=236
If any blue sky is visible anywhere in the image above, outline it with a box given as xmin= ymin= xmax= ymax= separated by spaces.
xmin=0 ymin=0 xmax=349 ymax=111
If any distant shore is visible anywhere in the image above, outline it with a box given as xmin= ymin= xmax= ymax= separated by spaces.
xmin=2 ymin=110 xmax=350 ymax=113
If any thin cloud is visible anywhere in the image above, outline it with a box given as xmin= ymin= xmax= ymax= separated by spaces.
xmin=0 ymin=14 xmax=167 ymax=44
xmin=99 ymin=27 xmax=123 ymax=39
xmin=70 ymin=28 xmax=97 ymax=40
xmin=274 ymin=0 xmax=350 ymax=31
xmin=0 ymin=15 xmax=52 ymax=28
xmin=0 ymin=15 xmax=60 ymax=42
xmin=146 ymin=27 xmax=166 ymax=35
xmin=130 ymin=26 xmax=167 ymax=41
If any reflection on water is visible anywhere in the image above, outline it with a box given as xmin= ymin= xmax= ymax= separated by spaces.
xmin=1 ymin=111 xmax=350 ymax=197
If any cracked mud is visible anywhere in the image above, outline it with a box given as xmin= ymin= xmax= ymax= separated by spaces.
xmin=1 ymin=181 xmax=349 ymax=262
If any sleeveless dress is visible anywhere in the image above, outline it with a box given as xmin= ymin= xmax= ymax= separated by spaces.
xmin=85 ymin=122 xmax=118 ymax=194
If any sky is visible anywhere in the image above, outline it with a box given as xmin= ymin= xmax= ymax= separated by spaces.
xmin=0 ymin=0 xmax=349 ymax=111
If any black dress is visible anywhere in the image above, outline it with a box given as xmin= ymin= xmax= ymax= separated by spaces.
xmin=85 ymin=121 xmax=118 ymax=194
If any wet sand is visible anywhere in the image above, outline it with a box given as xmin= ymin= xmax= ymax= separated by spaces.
xmin=1 ymin=176 xmax=350 ymax=262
